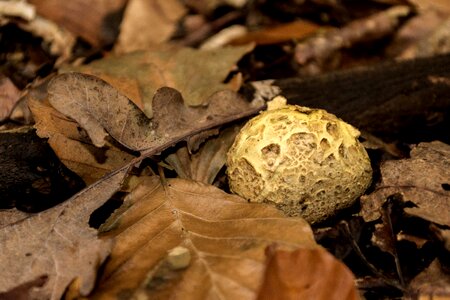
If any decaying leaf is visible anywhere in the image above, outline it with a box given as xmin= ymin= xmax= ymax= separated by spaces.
xmin=165 ymin=125 xmax=240 ymax=184
xmin=0 ymin=168 xmax=128 ymax=299
xmin=230 ymin=20 xmax=321 ymax=46
xmin=409 ymin=259 xmax=450 ymax=297
xmin=0 ymin=75 xmax=21 ymax=122
xmin=0 ymin=208 xmax=30 ymax=227
xmin=93 ymin=176 xmax=316 ymax=299
xmin=0 ymin=275 xmax=48 ymax=300
xmin=257 ymin=246 xmax=360 ymax=300
xmin=47 ymin=73 xmax=263 ymax=151
xmin=28 ymin=0 xmax=127 ymax=47
xmin=361 ymin=141 xmax=450 ymax=226
xmin=29 ymin=96 xmax=135 ymax=185
xmin=69 ymin=44 xmax=253 ymax=117
xmin=115 ymin=0 xmax=186 ymax=53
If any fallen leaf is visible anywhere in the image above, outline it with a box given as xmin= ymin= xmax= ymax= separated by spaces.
xmin=29 ymin=95 xmax=136 ymax=185
xmin=28 ymin=0 xmax=127 ymax=47
xmin=409 ymin=259 xmax=450 ymax=297
xmin=0 ymin=208 xmax=30 ymax=227
xmin=200 ymin=25 xmax=248 ymax=50
xmin=360 ymin=141 xmax=450 ymax=226
xmin=70 ymin=44 xmax=253 ymax=117
xmin=0 ymin=275 xmax=48 ymax=300
xmin=115 ymin=0 xmax=186 ymax=53
xmin=185 ymin=0 xmax=247 ymax=15
xmin=92 ymin=176 xmax=316 ymax=299
xmin=257 ymin=246 xmax=360 ymax=300
xmin=0 ymin=75 xmax=21 ymax=122
xmin=230 ymin=20 xmax=321 ymax=46
xmin=0 ymin=168 xmax=128 ymax=299
xmin=47 ymin=73 xmax=263 ymax=151
xmin=165 ymin=125 xmax=239 ymax=184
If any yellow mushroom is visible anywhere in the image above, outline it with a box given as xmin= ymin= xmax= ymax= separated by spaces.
xmin=227 ymin=97 xmax=372 ymax=223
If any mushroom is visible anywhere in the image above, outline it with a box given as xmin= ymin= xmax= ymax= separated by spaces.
xmin=226 ymin=97 xmax=372 ymax=223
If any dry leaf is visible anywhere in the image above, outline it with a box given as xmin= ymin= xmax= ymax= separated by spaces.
xmin=70 ymin=44 xmax=254 ymax=117
xmin=0 ymin=275 xmax=48 ymax=300
xmin=47 ymin=73 xmax=262 ymax=151
xmin=92 ymin=176 xmax=316 ymax=299
xmin=257 ymin=246 xmax=360 ymax=300
xmin=29 ymin=96 xmax=135 ymax=185
xmin=165 ymin=125 xmax=239 ymax=184
xmin=0 ymin=75 xmax=21 ymax=122
xmin=185 ymin=0 xmax=247 ymax=15
xmin=360 ymin=141 xmax=450 ymax=226
xmin=28 ymin=0 xmax=127 ymax=47
xmin=0 ymin=168 xmax=128 ymax=299
xmin=230 ymin=20 xmax=321 ymax=46
xmin=0 ymin=208 xmax=29 ymax=227
xmin=115 ymin=0 xmax=186 ymax=53
xmin=409 ymin=259 xmax=450 ymax=297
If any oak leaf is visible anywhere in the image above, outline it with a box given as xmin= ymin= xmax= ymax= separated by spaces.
xmin=0 ymin=168 xmax=128 ymax=300
xmin=47 ymin=73 xmax=262 ymax=151
xmin=361 ymin=141 xmax=450 ymax=226
xmin=69 ymin=44 xmax=253 ymax=117
xmin=92 ymin=176 xmax=317 ymax=299
xmin=29 ymin=96 xmax=136 ymax=185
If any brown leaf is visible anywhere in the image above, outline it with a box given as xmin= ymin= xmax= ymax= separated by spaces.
xmin=0 ymin=75 xmax=21 ymax=122
xmin=28 ymin=0 xmax=127 ymax=47
xmin=257 ymin=246 xmax=360 ymax=300
xmin=47 ymin=73 xmax=262 ymax=152
xmin=0 ymin=208 xmax=30 ymax=227
xmin=230 ymin=20 xmax=321 ymax=46
xmin=0 ymin=275 xmax=48 ymax=300
xmin=0 ymin=168 xmax=128 ymax=299
xmin=29 ymin=96 xmax=135 ymax=185
xmin=92 ymin=176 xmax=316 ymax=299
xmin=165 ymin=125 xmax=240 ymax=184
xmin=115 ymin=0 xmax=187 ymax=53
xmin=69 ymin=44 xmax=254 ymax=117
xmin=360 ymin=141 xmax=450 ymax=226
xmin=409 ymin=259 xmax=450 ymax=297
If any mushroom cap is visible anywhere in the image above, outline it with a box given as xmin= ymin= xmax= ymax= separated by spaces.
xmin=226 ymin=104 xmax=372 ymax=223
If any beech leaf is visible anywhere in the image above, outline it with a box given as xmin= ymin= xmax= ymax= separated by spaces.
xmin=257 ymin=246 xmax=360 ymax=300
xmin=0 ymin=168 xmax=128 ymax=300
xmin=93 ymin=176 xmax=316 ymax=299
xmin=361 ymin=141 xmax=450 ymax=226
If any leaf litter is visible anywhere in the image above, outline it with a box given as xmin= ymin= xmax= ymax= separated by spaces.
xmin=2 ymin=1 xmax=450 ymax=298
xmin=0 ymin=167 xmax=128 ymax=300
xmin=93 ymin=176 xmax=317 ymax=299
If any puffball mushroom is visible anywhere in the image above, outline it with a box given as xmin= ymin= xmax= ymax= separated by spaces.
xmin=226 ymin=98 xmax=372 ymax=223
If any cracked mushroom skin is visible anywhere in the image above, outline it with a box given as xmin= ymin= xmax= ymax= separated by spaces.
xmin=226 ymin=104 xmax=372 ymax=223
